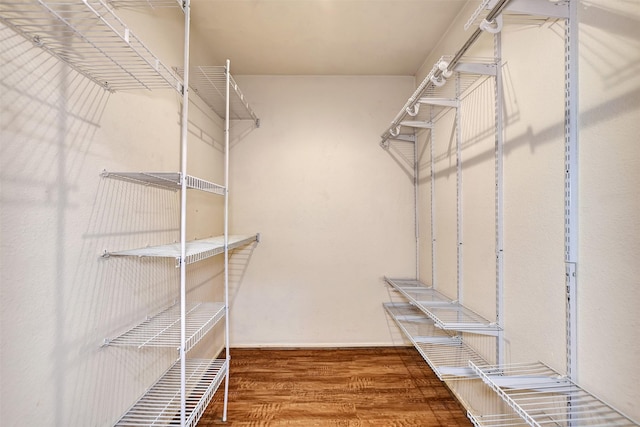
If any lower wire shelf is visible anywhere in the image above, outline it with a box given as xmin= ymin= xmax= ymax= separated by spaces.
xmin=468 ymin=411 xmax=530 ymax=427
xmin=384 ymin=302 xmax=487 ymax=380
xmin=104 ymin=302 xmax=225 ymax=352
xmin=470 ymin=361 xmax=639 ymax=427
xmin=114 ymin=358 xmax=228 ymax=427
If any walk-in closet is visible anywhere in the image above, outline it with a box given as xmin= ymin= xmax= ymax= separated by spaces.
xmin=1 ymin=0 xmax=638 ymax=426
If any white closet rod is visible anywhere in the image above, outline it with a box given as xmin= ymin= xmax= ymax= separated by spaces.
xmin=380 ymin=0 xmax=512 ymax=146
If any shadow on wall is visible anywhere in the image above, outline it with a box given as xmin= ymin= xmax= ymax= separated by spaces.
xmin=1 ymin=22 xmax=111 ymax=426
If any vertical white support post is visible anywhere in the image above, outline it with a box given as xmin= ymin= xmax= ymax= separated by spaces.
xmin=456 ymin=73 xmax=463 ymax=303
xmin=565 ymin=0 xmax=579 ymax=382
xmin=222 ymin=58 xmax=231 ymax=423
xmin=179 ymin=1 xmax=191 ymax=425
xmin=430 ymin=112 xmax=437 ymax=288
xmin=494 ymin=32 xmax=505 ymax=367
xmin=414 ymin=133 xmax=420 ymax=280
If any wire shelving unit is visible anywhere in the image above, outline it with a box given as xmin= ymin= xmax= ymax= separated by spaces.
xmin=0 ymin=1 xmax=260 ymax=425
xmin=114 ymin=358 xmax=228 ymax=427
xmin=0 ymin=0 xmax=182 ymax=92
xmin=385 ymin=277 xmax=500 ymax=335
xmin=384 ymin=302 xmax=487 ymax=380
xmin=469 ymin=361 xmax=639 ymax=427
xmin=104 ymin=302 xmax=225 ymax=351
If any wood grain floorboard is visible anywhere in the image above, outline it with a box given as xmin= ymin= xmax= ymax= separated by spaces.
xmin=198 ymin=347 xmax=472 ymax=426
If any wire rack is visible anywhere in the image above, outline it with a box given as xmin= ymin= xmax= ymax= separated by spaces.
xmin=102 ymin=171 xmax=225 ymax=195
xmin=105 ymin=302 xmax=225 ymax=351
xmin=108 ymin=0 xmax=183 ymax=9
xmin=468 ymin=411 xmax=530 ymax=427
xmin=465 ymin=0 xmax=568 ymax=31
xmin=384 ymin=302 xmax=488 ymax=381
xmin=470 ymin=361 xmax=640 ymax=427
xmin=114 ymin=358 xmax=227 ymax=426
xmin=177 ymin=65 xmax=259 ymax=125
xmin=105 ymin=234 xmax=258 ymax=265
xmin=380 ymin=56 xmax=495 ymax=144
xmin=385 ymin=277 xmax=500 ymax=335
xmin=0 ymin=0 xmax=182 ymax=92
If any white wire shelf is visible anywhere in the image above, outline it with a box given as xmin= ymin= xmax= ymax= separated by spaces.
xmin=177 ymin=65 xmax=259 ymax=126
xmin=104 ymin=302 xmax=225 ymax=351
xmin=108 ymin=0 xmax=183 ymax=10
xmin=105 ymin=234 xmax=259 ymax=265
xmin=101 ymin=171 xmax=225 ymax=195
xmin=465 ymin=0 xmax=569 ymax=31
xmin=0 ymin=0 xmax=182 ymax=92
xmin=468 ymin=411 xmax=530 ymax=427
xmin=380 ymin=56 xmax=495 ymax=145
xmin=384 ymin=302 xmax=488 ymax=381
xmin=470 ymin=361 xmax=640 ymax=427
xmin=114 ymin=358 xmax=227 ymax=427
xmin=385 ymin=277 xmax=500 ymax=335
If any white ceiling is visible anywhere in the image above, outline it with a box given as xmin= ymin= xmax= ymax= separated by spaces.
xmin=190 ymin=0 xmax=469 ymax=76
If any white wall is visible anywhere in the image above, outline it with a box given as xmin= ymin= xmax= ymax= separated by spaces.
xmin=415 ymin=0 xmax=640 ymax=421
xmin=227 ymin=75 xmax=417 ymax=347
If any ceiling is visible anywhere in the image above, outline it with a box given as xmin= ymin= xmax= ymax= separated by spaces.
xmin=190 ymin=0 xmax=470 ymax=76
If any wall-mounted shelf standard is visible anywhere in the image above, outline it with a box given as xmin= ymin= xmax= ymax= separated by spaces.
xmin=104 ymin=234 xmax=259 ymax=265
xmin=178 ymin=66 xmax=260 ymax=126
xmin=114 ymin=358 xmax=227 ymax=427
xmin=0 ymin=0 xmax=182 ymax=92
xmin=384 ymin=302 xmax=487 ymax=380
xmin=101 ymin=171 xmax=225 ymax=195
xmin=385 ymin=277 xmax=500 ymax=335
xmin=469 ymin=361 xmax=639 ymax=427
xmin=104 ymin=302 xmax=225 ymax=351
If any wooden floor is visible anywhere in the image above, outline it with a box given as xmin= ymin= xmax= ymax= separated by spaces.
xmin=198 ymin=347 xmax=472 ymax=426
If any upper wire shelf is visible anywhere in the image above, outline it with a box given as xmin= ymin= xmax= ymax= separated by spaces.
xmin=465 ymin=0 xmax=569 ymax=31
xmin=102 ymin=171 xmax=225 ymax=195
xmin=470 ymin=361 xmax=640 ymax=427
xmin=385 ymin=277 xmax=500 ymax=335
xmin=385 ymin=302 xmax=488 ymax=381
xmin=114 ymin=358 xmax=227 ymax=427
xmin=108 ymin=0 xmax=183 ymax=10
xmin=104 ymin=301 xmax=225 ymax=352
xmin=104 ymin=234 xmax=259 ymax=265
xmin=0 ymin=0 xmax=182 ymax=92
xmin=380 ymin=57 xmax=496 ymax=146
xmin=177 ymin=65 xmax=260 ymax=126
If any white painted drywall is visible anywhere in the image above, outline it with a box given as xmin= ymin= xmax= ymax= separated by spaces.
xmin=226 ymin=74 xmax=417 ymax=347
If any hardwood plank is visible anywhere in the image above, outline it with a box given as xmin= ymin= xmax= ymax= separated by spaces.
xmin=198 ymin=347 xmax=472 ymax=426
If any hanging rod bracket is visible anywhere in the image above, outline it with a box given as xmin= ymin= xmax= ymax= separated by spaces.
xmin=480 ymin=14 xmax=503 ymax=33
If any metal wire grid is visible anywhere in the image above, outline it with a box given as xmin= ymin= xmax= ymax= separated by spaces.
xmin=381 ymin=57 xmax=495 ymax=145
xmin=470 ymin=361 xmax=640 ymax=427
xmin=105 ymin=302 xmax=225 ymax=351
xmin=114 ymin=358 xmax=227 ymax=426
xmin=465 ymin=0 xmax=568 ymax=30
xmin=385 ymin=277 xmax=500 ymax=334
xmin=384 ymin=302 xmax=488 ymax=381
xmin=176 ymin=66 xmax=259 ymax=125
xmin=106 ymin=234 xmax=258 ymax=265
xmin=108 ymin=0 xmax=183 ymax=9
xmin=468 ymin=411 xmax=530 ymax=427
xmin=0 ymin=0 xmax=182 ymax=92
xmin=102 ymin=171 xmax=226 ymax=195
